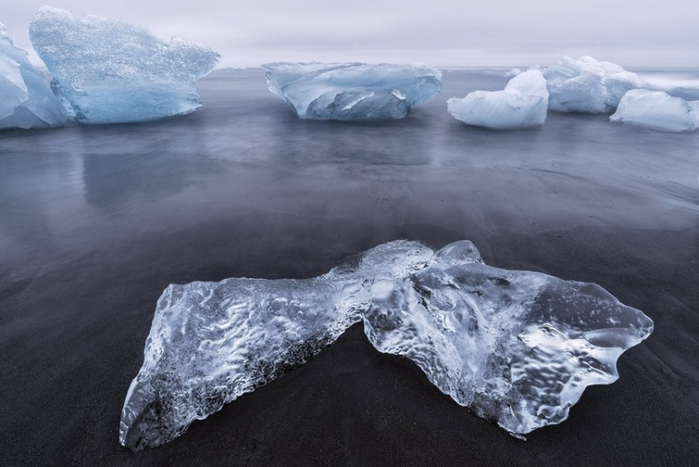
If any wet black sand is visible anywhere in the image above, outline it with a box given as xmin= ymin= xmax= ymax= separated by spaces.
xmin=1 ymin=69 xmax=698 ymax=465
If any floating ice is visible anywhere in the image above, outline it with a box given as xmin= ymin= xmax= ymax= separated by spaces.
xmin=29 ymin=6 xmax=220 ymax=124
xmin=261 ymin=62 xmax=442 ymax=120
xmin=0 ymin=21 xmax=66 ymax=130
xmin=610 ymin=89 xmax=699 ymax=132
xmin=120 ymin=240 xmax=653 ymax=450
xmin=543 ymin=56 xmax=645 ymax=113
xmin=447 ymin=70 xmax=549 ymax=130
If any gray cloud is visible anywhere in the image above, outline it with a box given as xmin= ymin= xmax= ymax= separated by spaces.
xmin=3 ymin=1 xmax=698 ymax=67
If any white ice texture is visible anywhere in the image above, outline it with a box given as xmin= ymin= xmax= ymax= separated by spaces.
xmin=447 ymin=70 xmax=549 ymax=130
xmin=261 ymin=62 xmax=442 ymax=120
xmin=610 ymin=89 xmax=699 ymax=132
xmin=120 ymin=240 xmax=653 ymax=450
xmin=0 ymin=21 xmax=66 ymax=130
xmin=543 ymin=56 xmax=645 ymax=113
xmin=29 ymin=6 xmax=220 ymax=124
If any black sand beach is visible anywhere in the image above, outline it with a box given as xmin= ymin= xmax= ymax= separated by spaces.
xmin=1 ymin=69 xmax=698 ymax=465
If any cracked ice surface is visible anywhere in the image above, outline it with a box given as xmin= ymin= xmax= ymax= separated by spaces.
xmin=0 ymin=21 xmax=66 ymax=130
xmin=29 ymin=6 xmax=220 ymax=124
xmin=543 ymin=56 xmax=645 ymax=113
xmin=120 ymin=240 xmax=653 ymax=450
xmin=261 ymin=62 xmax=442 ymax=120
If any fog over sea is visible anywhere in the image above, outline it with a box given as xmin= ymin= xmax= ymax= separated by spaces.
xmin=1 ymin=68 xmax=698 ymax=465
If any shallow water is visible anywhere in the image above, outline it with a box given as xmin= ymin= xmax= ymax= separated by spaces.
xmin=1 ymin=69 xmax=698 ymax=465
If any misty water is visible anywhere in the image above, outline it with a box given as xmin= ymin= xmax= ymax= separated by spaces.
xmin=1 ymin=69 xmax=699 ymax=465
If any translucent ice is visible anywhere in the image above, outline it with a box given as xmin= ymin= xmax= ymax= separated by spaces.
xmin=447 ymin=70 xmax=549 ymax=130
xmin=29 ymin=6 xmax=220 ymax=124
xmin=120 ymin=240 xmax=653 ymax=450
xmin=543 ymin=56 xmax=645 ymax=113
xmin=610 ymin=89 xmax=699 ymax=132
xmin=261 ymin=62 xmax=442 ymax=120
xmin=0 ymin=21 xmax=66 ymax=130
xmin=119 ymin=241 xmax=433 ymax=450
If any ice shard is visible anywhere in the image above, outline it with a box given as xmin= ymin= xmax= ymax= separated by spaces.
xmin=261 ymin=62 xmax=442 ymax=120
xmin=29 ymin=6 xmax=220 ymax=124
xmin=610 ymin=89 xmax=699 ymax=132
xmin=543 ymin=56 xmax=645 ymax=113
xmin=447 ymin=70 xmax=549 ymax=130
xmin=120 ymin=240 xmax=653 ymax=450
xmin=0 ymin=21 xmax=66 ymax=130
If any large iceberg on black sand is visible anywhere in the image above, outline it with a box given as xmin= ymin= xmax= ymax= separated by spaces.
xmin=610 ymin=89 xmax=699 ymax=132
xmin=0 ymin=21 xmax=66 ymax=130
xmin=120 ymin=240 xmax=653 ymax=450
xmin=261 ymin=62 xmax=442 ymax=120
xmin=29 ymin=6 xmax=220 ymax=124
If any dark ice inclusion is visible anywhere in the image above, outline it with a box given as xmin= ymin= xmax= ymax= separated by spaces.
xmin=120 ymin=240 xmax=653 ymax=450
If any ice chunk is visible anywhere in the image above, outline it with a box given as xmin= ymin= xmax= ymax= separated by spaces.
xmin=447 ymin=70 xmax=549 ymax=130
xmin=29 ymin=6 xmax=220 ymax=124
xmin=610 ymin=89 xmax=699 ymax=132
xmin=119 ymin=241 xmax=433 ymax=450
xmin=543 ymin=56 xmax=645 ymax=113
xmin=364 ymin=241 xmax=653 ymax=436
xmin=0 ymin=21 xmax=66 ymax=130
xmin=120 ymin=240 xmax=653 ymax=449
xmin=261 ymin=62 xmax=442 ymax=120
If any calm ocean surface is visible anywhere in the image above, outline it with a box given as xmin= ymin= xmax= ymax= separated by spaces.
xmin=1 ymin=69 xmax=698 ymax=465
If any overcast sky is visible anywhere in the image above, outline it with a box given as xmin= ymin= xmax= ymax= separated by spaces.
xmin=3 ymin=1 xmax=698 ymax=68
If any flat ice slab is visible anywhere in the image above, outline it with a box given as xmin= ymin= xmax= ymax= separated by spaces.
xmin=610 ymin=89 xmax=699 ymax=132
xmin=0 ymin=21 xmax=66 ymax=130
xmin=447 ymin=70 xmax=549 ymax=130
xmin=29 ymin=6 xmax=220 ymax=124
xmin=543 ymin=56 xmax=645 ymax=113
xmin=261 ymin=62 xmax=442 ymax=120
xmin=120 ymin=240 xmax=653 ymax=450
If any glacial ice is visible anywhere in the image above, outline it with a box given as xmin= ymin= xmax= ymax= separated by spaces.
xmin=610 ymin=89 xmax=699 ymax=132
xmin=120 ymin=240 xmax=653 ymax=450
xmin=543 ymin=56 xmax=645 ymax=113
xmin=447 ymin=70 xmax=549 ymax=130
xmin=0 ymin=21 xmax=66 ymax=130
xmin=261 ymin=62 xmax=442 ymax=120
xmin=29 ymin=6 xmax=220 ymax=124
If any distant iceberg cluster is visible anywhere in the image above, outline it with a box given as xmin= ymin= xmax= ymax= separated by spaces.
xmin=262 ymin=62 xmax=443 ymax=120
xmin=447 ymin=70 xmax=549 ymax=130
xmin=0 ymin=21 xmax=66 ymax=130
xmin=29 ymin=6 xmax=220 ymax=124
xmin=120 ymin=240 xmax=653 ymax=450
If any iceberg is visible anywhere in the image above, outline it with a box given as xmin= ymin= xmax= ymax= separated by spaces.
xmin=0 ymin=21 xmax=66 ymax=130
xmin=261 ymin=62 xmax=442 ymax=120
xmin=29 ymin=6 xmax=220 ymax=124
xmin=610 ymin=89 xmax=699 ymax=132
xmin=120 ymin=240 xmax=653 ymax=450
xmin=447 ymin=70 xmax=549 ymax=130
xmin=543 ymin=56 xmax=645 ymax=113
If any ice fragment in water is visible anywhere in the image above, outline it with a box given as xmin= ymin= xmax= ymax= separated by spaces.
xmin=543 ymin=56 xmax=645 ymax=113
xmin=261 ymin=62 xmax=442 ymax=120
xmin=447 ymin=70 xmax=549 ymax=130
xmin=29 ymin=6 xmax=220 ymax=124
xmin=120 ymin=240 xmax=653 ymax=450
xmin=0 ymin=21 xmax=66 ymax=130
xmin=610 ymin=89 xmax=699 ymax=132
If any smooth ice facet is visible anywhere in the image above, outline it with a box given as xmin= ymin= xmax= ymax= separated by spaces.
xmin=543 ymin=56 xmax=645 ymax=113
xmin=447 ymin=70 xmax=549 ymax=130
xmin=610 ymin=89 xmax=699 ymax=132
xmin=261 ymin=62 xmax=442 ymax=120
xmin=29 ymin=6 xmax=220 ymax=124
xmin=0 ymin=21 xmax=66 ymax=130
xmin=121 ymin=240 xmax=653 ymax=449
